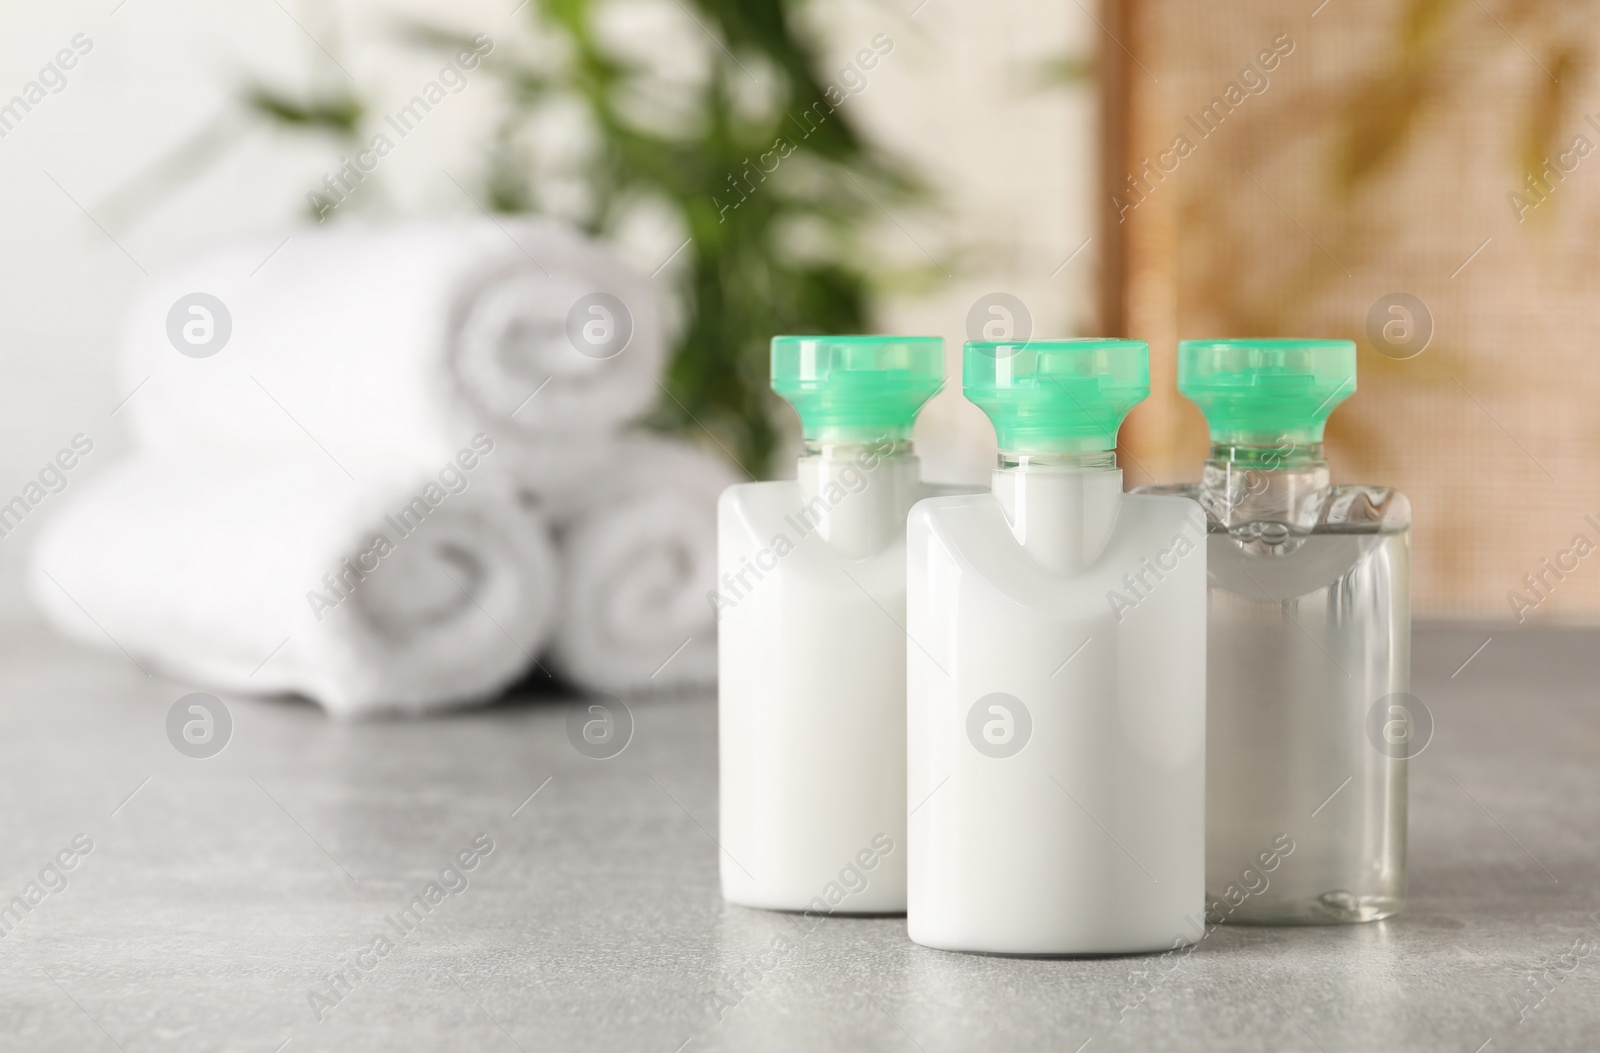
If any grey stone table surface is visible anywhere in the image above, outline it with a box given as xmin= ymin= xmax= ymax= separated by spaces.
xmin=2 ymin=622 xmax=1597 ymax=1053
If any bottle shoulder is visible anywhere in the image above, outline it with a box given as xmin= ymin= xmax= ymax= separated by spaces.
xmin=719 ymin=479 xmax=796 ymax=507
xmin=721 ymin=478 xmax=971 ymax=507
xmin=911 ymin=488 xmax=1200 ymax=526
xmin=1325 ymin=484 xmax=1410 ymax=533
xmin=908 ymin=489 xmax=991 ymax=521
xmin=1122 ymin=489 xmax=1207 ymax=525
xmin=909 ymin=489 xmax=1205 ymax=562
xmin=1133 ymin=481 xmax=1410 ymax=534
xmin=907 ymin=491 xmax=1206 ymax=621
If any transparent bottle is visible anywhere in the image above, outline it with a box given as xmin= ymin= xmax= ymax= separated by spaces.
xmin=718 ymin=335 xmax=957 ymax=914
xmin=907 ymin=340 xmax=1206 ymax=954
xmin=1140 ymin=339 xmax=1410 ymax=924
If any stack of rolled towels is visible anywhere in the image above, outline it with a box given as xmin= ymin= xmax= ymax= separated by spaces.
xmin=29 ymin=218 xmax=737 ymax=717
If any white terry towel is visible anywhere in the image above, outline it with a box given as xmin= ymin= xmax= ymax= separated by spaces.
xmin=29 ymin=447 xmax=556 ymax=717
xmin=120 ymin=218 xmax=664 ymax=491
xmin=533 ymin=435 xmax=740 ymax=693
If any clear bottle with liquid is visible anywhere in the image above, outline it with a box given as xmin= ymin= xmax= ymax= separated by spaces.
xmin=1139 ymin=339 xmax=1410 ymax=924
xmin=717 ymin=335 xmax=956 ymax=914
xmin=906 ymin=339 xmax=1206 ymax=954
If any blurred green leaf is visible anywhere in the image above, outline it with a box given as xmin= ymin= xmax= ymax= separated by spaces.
xmin=1400 ymin=0 xmax=1456 ymax=52
xmin=244 ymin=88 xmax=364 ymax=136
xmin=1031 ymin=55 xmax=1096 ymax=88
xmin=1517 ymin=48 xmax=1582 ymax=204
xmin=1333 ymin=0 xmax=1462 ymax=188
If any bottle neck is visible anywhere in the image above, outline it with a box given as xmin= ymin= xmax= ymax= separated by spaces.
xmin=795 ymin=439 xmax=921 ymax=559
xmin=997 ymin=449 xmax=1118 ymax=471
xmin=1207 ymin=438 xmax=1326 ymax=470
xmin=992 ymin=449 xmax=1122 ymax=575
xmin=1200 ymin=440 xmax=1331 ymax=543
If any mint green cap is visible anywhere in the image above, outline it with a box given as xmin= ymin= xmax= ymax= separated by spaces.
xmin=1179 ymin=339 xmax=1356 ymax=445
xmin=771 ymin=335 xmax=944 ymax=443
xmin=964 ymin=339 xmax=1149 ymax=452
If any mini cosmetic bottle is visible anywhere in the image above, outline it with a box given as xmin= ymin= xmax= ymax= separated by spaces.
xmin=718 ymin=335 xmax=953 ymax=914
xmin=1141 ymin=340 xmax=1410 ymax=924
xmin=906 ymin=339 xmax=1206 ymax=954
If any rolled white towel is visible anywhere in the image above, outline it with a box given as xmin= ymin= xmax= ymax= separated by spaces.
xmin=120 ymin=218 xmax=664 ymax=490
xmin=534 ymin=435 xmax=740 ymax=693
xmin=29 ymin=443 xmax=555 ymax=717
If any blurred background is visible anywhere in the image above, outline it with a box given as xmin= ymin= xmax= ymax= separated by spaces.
xmin=1108 ymin=0 xmax=1600 ymax=622
xmin=1 ymin=0 xmax=1592 ymax=654
xmin=0 ymin=0 xmax=1094 ymax=663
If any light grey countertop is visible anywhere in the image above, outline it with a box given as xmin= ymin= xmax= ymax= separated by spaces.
xmin=2 ymin=623 xmax=1597 ymax=1053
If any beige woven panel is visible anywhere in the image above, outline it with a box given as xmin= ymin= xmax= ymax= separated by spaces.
xmin=1113 ymin=0 xmax=1600 ymax=622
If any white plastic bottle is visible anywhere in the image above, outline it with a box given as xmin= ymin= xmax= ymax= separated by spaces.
xmin=717 ymin=335 xmax=950 ymax=914
xmin=906 ymin=339 xmax=1206 ymax=954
